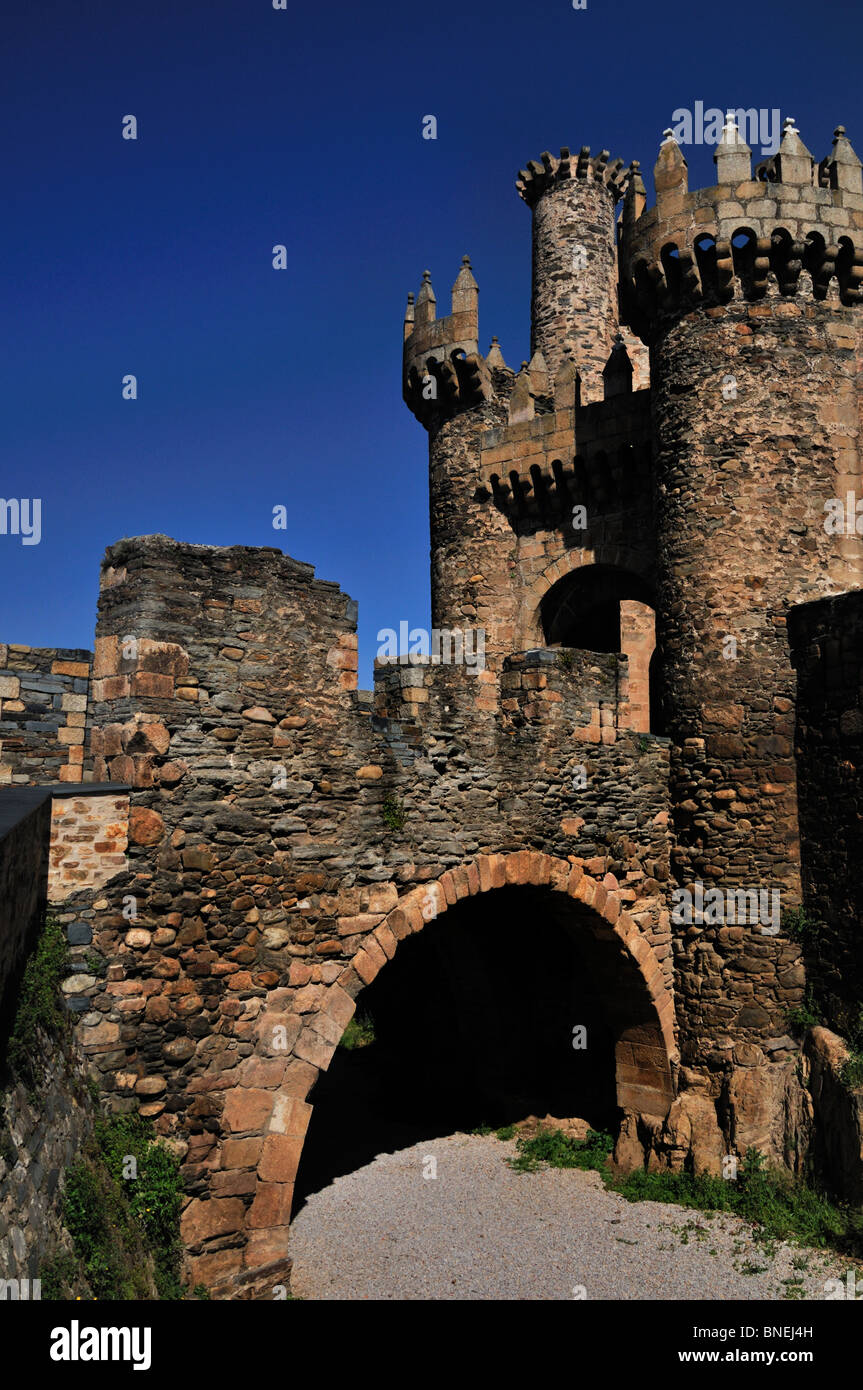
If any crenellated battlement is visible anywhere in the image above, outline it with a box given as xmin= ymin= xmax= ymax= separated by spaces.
xmin=516 ymin=145 xmax=630 ymax=208
xmin=370 ymin=642 xmax=633 ymax=745
xmin=478 ymin=389 xmax=651 ymax=531
xmin=403 ymin=257 xmax=494 ymax=426
xmin=621 ymin=118 xmax=863 ymax=335
xmin=404 ymin=143 xmax=639 ymax=427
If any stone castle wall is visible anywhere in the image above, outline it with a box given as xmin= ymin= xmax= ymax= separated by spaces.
xmin=647 ymin=291 xmax=853 ymax=1065
xmin=0 ymin=1027 xmax=97 ymax=1291
xmin=0 ymin=646 xmax=93 ymax=786
xmin=789 ymin=590 xmax=863 ymax=1035
xmin=617 ymin=124 xmax=863 ymax=1086
xmin=428 ymin=385 xmax=654 ymax=674
xmin=1 ymin=115 xmax=862 ymax=1300
xmin=0 ymin=785 xmax=129 ymax=1293
xmin=0 ymin=792 xmax=51 ymax=1029
xmin=37 ymin=532 xmax=675 ymax=1296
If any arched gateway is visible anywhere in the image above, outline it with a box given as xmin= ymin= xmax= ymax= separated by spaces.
xmin=204 ymin=852 xmax=676 ymax=1297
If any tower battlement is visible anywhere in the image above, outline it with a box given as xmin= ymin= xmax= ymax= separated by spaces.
xmin=519 ymin=142 xmax=630 ymax=397
xmin=402 ymin=258 xmax=490 ymax=425
xmin=621 ymin=118 xmax=863 ymax=334
xmin=515 ymin=145 xmax=629 ymax=208
xmin=404 ymin=142 xmax=640 ymax=427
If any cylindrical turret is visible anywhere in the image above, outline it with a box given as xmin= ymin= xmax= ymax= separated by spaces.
xmin=621 ymin=118 xmax=863 ymax=1058
xmin=518 ymin=147 xmax=627 ymax=401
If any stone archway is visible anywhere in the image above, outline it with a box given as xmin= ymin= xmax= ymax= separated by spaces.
xmin=204 ymin=851 xmax=677 ymax=1297
xmin=521 ymin=547 xmax=653 ymax=649
xmin=533 ymin=562 xmax=659 ymax=733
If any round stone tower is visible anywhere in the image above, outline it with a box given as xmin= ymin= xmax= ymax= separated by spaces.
xmin=401 ymin=257 xmax=513 ymax=670
xmin=518 ymin=147 xmax=627 ymax=401
xmin=621 ymin=117 xmax=863 ymax=1066
xmin=400 ymin=146 xmax=633 ymax=676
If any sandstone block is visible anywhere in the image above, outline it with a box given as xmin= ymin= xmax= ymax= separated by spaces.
xmin=135 ymin=1075 xmax=167 ymax=1096
xmin=269 ymin=1094 xmax=312 ymax=1138
xmin=248 ymin=1182 xmax=294 ymax=1228
xmin=258 ymin=1133 xmax=305 ymax=1183
xmin=223 ymin=1088 xmax=275 ymax=1134
xmin=180 ymin=1197 xmax=245 ymax=1246
xmin=128 ymin=807 xmax=164 ymax=845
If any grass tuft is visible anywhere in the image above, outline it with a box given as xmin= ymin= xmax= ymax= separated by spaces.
xmin=499 ymin=1128 xmax=863 ymax=1258
xmin=43 ymin=1113 xmax=185 ymax=1301
xmin=339 ymin=1011 xmax=376 ymax=1050
xmin=5 ymin=914 xmax=70 ymax=1092
xmin=381 ymin=795 xmax=406 ymax=832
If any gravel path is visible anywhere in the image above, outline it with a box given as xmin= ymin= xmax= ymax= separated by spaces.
xmin=289 ymin=1133 xmax=853 ymax=1301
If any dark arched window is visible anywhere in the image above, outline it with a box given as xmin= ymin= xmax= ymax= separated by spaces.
xmin=539 ymin=566 xmax=663 ymax=734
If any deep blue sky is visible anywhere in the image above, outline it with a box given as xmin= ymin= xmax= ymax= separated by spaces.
xmin=3 ymin=0 xmax=861 ymax=685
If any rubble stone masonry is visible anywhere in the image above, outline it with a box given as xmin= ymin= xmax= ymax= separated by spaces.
xmin=2 ymin=113 xmax=863 ymax=1298
xmin=0 ymin=646 xmax=92 ymax=786
xmin=790 ymin=591 xmax=863 ymax=1034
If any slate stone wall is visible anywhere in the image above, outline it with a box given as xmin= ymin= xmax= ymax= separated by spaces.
xmin=40 ymin=532 xmax=674 ymax=1296
xmin=790 ymin=590 xmax=863 ymax=1037
xmin=0 ymin=1029 xmax=96 ymax=1290
xmin=0 ymin=646 xmax=92 ymax=786
xmin=0 ymin=789 xmax=118 ymax=1293
xmin=0 ymin=791 xmax=51 ymax=1027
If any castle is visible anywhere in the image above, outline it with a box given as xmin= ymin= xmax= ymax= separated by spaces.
xmin=1 ymin=114 xmax=862 ymax=1299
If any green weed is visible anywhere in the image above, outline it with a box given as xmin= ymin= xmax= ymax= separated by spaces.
xmin=339 ymin=1012 xmax=376 ymax=1050
xmin=840 ymin=1050 xmax=863 ymax=1090
xmin=83 ymin=950 xmax=107 ymax=979
xmin=781 ymin=906 xmax=824 ymax=949
xmin=381 ymin=795 xmax=406 ymax=832
xmin=51 ymin=1113 xmax=185 ymax=1301
xmin=506 ymin=1126 xmax=614 ymax=1174
xmin=5 ymin=914 xmax=69 ymax=1092
xmin=786 ymin=986 xmax=823 ymax=1036
xmin=501 ymin=1131 xmax=863 ymax=1262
